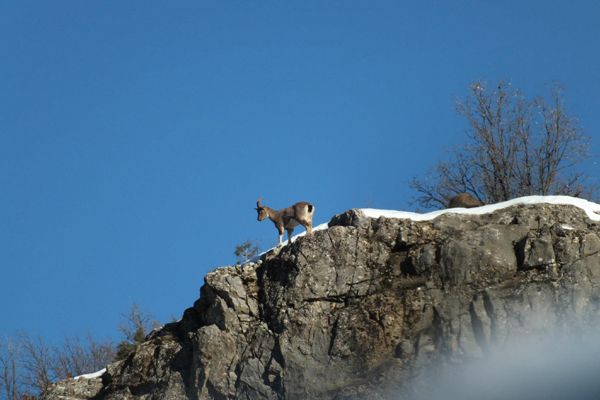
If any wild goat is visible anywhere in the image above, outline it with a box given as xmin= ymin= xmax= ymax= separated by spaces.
xmin=447 ymin=193 xmax=485 ymax=208
xmin=255 ymin=198 xmax=315 ymax=246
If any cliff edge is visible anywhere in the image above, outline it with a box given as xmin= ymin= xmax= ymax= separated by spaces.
xmin=43 ymin=197 xmax=600 ymax=399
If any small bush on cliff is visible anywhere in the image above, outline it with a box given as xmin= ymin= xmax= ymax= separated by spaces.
xmin=114 ymin=304 xmax=158 ymax=362
xmin=234 ymin=240 xmax=260 ymax=264
xmin=411 ymin=81 xmax=594 ymax=209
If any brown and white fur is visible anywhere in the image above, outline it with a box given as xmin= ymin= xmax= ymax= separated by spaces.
xmin=447 ymin=193 xmax=485 ymax=208
xmin=256 ymin=198 xmax=315 ymax=246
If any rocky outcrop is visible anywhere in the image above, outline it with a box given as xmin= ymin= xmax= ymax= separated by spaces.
xmin=43 ymin=374 xmax=104 ymax=400
xmin=43 ymin=201 xmax=600 ymax=399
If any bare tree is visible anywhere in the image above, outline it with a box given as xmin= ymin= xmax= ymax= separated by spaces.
xmin=0 ymin=338 xmax=22 ymax=400
xmin=19 ymin=335 xmax=53 ymax=396
xmin=53 ymin=335 xmax=114 ymax=379
xmin=0 ymin=304 xmax=153 ymax=399
xmin=3 ymin=333 xmax=115 ymax=399
xmin=411 ymin=81 xmax=593 ymax=209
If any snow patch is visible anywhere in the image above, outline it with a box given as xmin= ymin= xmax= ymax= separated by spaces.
xmin=74 ymin=368 xmax=106 ymax=380
xmin=360 ymin=196 xmax=600 ymax=222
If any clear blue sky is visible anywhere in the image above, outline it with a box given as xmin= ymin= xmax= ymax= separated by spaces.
xmin=2 ymin=1 xmax=599 ymax=344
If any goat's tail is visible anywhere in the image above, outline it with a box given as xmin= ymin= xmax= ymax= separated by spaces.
xmin=307 ymin=204 xmax=314 ymax=213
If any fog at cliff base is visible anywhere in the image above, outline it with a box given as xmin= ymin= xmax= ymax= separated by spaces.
xmin=397 ymin=323 xmax=600 ymax=400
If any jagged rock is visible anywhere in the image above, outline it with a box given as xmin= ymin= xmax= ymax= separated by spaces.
xmin=43 ymin=202 xmax=600 ymax=399
xmin=43 ymin=375 xmax=103 ymax=400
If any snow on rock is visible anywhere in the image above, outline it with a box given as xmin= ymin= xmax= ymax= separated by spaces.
xmin=360 ymin=196 xmax=600 ymax=222
xmin=74 ymin=368 xmax=106 ymax=380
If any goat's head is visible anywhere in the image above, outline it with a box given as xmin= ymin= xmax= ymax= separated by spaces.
xmin=255 ymin=198 xmax=268 ymax=221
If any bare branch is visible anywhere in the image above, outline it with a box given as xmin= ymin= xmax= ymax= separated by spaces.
xmin=0 ymin=338 xmax=22 ymax=400
xmin=19 ymin=334 xmax=53 ymax=395
xmin=412 ymin=81 xmax=594 ymax=209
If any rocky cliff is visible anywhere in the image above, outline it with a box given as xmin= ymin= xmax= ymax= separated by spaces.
xmin=43 ymin=198 xmax=600 ymax=399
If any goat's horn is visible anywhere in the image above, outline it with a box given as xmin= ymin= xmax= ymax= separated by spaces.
xmin=256 ymin=197 xmax=262 ymax=207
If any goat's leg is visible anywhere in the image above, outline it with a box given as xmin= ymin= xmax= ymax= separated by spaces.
xmin=286 ymin=228 xmax=294 ymax=245
xmin=277 ymin=225 xmax=284 ymax=247
xmin=299 ymin=220 xmax=313 ymax=235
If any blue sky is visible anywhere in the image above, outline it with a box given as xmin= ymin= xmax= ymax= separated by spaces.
xmin=1 ymin=1 xmax=599 ymax=344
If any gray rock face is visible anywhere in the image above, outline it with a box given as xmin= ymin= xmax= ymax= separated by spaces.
xmin=43 ymin=203 xmax=600 ymax=399
xmin=42 ymin=375 xmax=104 ymax=400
